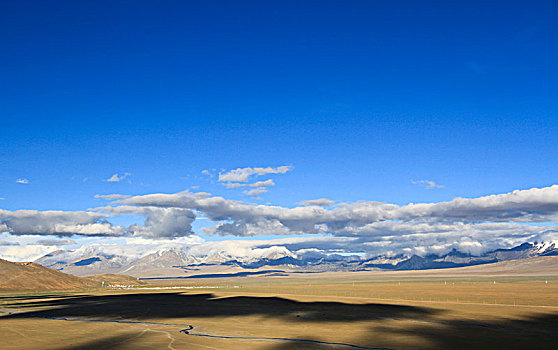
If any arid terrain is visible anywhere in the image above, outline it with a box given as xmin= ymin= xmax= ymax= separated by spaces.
xmin=3 ymin=1 xmax=557 ymax=348
xmin=1 ymin=257 xmax=558 ymax=349
xmin=0 ymin=259 xmax=144 ymax=292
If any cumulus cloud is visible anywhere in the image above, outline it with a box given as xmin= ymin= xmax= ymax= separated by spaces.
xmin=16 ymin=178 xmax=29 ymax=184
xmin=105 ymin=173 xmax=131 ymax=182
xmin=119 ymin=185 xmax=558 ymax=252
xmin=97 ymin=205 xmax=196 ymax=238
xmin=0 ymin=209 xmax=125 ymax=237
xmin=0 ymin=204 xmax=198 ymax=239
xmin=412 ymin=180 xmax=444 ymax=189
xmin=218 ymin=165 xmax=293 ymax=182
xmin=299 ymin=198 xmax=335 ymax=207
xmin=121 ymin=191 xmax=398 ymax=236
xmin=396 ymin=185 xmax=558 ymax=222
xmin=3 ymin=184 xmax=558 ymax=257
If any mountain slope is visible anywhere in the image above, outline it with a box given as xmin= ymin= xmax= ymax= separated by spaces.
xmin=0 ymin=258 xmax=101 ymax=291
xmin=34 ymin=247 xmax=134 ymax=276
xmin=448 ymin=255 xmax=558 ymax=275
xmin=387 ymin=255 xmax=558 ymax=277
xmin=32 ymin=240 xmax=558 ymax=277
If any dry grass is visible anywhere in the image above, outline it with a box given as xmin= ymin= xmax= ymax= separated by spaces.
xmin=2 ymin=274 xmax=558 ymax=349
xmin=0 ymin=259 xmax=100 ymax=292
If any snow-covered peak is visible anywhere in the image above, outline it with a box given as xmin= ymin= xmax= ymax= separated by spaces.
xmin=251 ymin=246 xmax=296 ymax=260
xmin=534 ymin=241 xmax=557 ymax=253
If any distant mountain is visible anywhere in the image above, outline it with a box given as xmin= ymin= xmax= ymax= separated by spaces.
xmin=34 ymin=241 xmax=558 ymax=277
xmin=34 ymin=244 xmax=154 ymax=276
xmin=35 ymin=249 xmax=132 ymax=276
xmin=0 ymin=258 xmax=100 ymax=291
xmin=237 ymin=256 xmax=308 ymax=269
xmin=490 ymin=242 xmax=558 ymax=260
xmin=437 ymin=255 xmax=558 ymax=276
xmin=120 ymin=248 xmax=202 ymax=275
xmin=361 ymin=241 xmax=558 ymax=271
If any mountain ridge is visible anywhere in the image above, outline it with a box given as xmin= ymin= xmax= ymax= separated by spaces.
xmin=0 ymin=258 xmax=101 ymax=291
xmin=33 ymin=240 xmax=558 ymax=277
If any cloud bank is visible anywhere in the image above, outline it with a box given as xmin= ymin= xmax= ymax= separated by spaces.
xmin=0 ymin=210 xmax=124 ymax=237
xmin=2 ymin=185 xmax=558 ymax=256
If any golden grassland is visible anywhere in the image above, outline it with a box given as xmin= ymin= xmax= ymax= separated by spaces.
xmin=1 ymin=274 xmax=558 ymax=349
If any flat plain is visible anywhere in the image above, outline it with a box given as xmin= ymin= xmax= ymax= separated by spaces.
xmin=2 ymin=261 xmax=558 ymax=350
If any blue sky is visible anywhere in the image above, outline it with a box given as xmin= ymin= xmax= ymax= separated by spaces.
xmin=1 ymin=1 xmax=558 ymax=260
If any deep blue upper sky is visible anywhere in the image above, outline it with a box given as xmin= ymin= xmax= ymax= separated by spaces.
xmin=1 ymin=0 xmax=557 ymax=213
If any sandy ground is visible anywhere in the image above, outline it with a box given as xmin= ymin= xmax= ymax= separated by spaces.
xmin=1 ymin=273 xmax=558 ymax=349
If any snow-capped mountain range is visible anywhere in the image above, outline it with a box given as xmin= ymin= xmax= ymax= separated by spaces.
xmin=34 ymin=241 xmax=557 ymax=277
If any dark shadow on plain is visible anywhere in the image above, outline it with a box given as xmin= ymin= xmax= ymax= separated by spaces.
xmin=266 ymin=338 xmax=359 ymax=350
xmin=5 ymin=293 xmax=558 ymax=349
xmin=1 ymin=292 xmax=436 ymax=323
xmin=363 ymin=311 xmax=558 ymax=350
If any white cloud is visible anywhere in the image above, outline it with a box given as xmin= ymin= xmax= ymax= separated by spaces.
xmin=412 ymin=179 xmax=444 ymax=189
xmin=97 ymin=205 xmax=197 ymax=238
xmin=243 ymin=188 xmax=269 ymax=199
xmin=251 ymin=180 xmax=275 ymax=187
xmin=3 ymin=184 xmax=558 ymax=257
xmin=201 ymin=169 xmax=214 ymax=178
xmin=0 ymin=244 xmax=58 ymax=262
xmin=94 ymin=194 xmax=131 ymax=200
xmin=0 ymin=209 xmax=125 ymax=237
xmin=396 ymin=185 xmax=558 ymax=222
xmin=120 ymin=185 xmax=558 ymax=251
xmin=121 ymin=191 xmax=397 ymax=236
xmin=0 ymin=204 xmax=199 ymax=239
xmin=224 ymin=179 xmax=275 ymax=189
xmin=218 ymin=165 xmax=293 ymax=182
xmin=16 ymin=178 xmax=29 ymax=184
xmin=299 ymin=198 xmax=335 ymax=207
xmin=105 ymin=173 xmax=131 ymax=182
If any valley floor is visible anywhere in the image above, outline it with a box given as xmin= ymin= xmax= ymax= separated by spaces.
xmin=1 ymin=274 xmax=558 ymax=349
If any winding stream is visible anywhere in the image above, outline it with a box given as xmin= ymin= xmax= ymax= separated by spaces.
xmin=6 ymin=310 xmax=389 ymax=349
